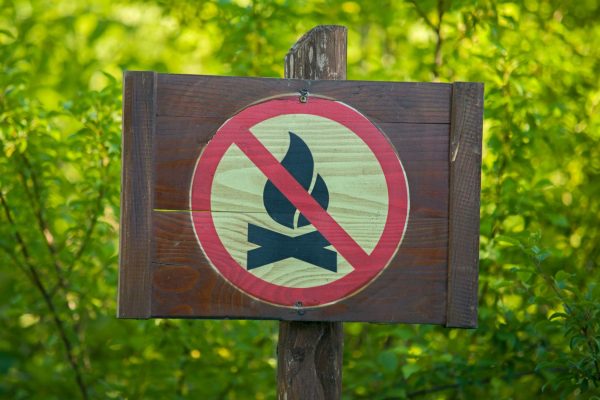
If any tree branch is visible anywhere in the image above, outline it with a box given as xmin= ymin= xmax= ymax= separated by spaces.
xmin=405 ymin=369 xmax=540 ymax=398
xmin=17 ymin=153 xmax=70 ymax=294
xmin=407 ymin=0 xmax=446 ymax=79
xmin=406 ymin=0 xmax=437 ymax=31
xmin=48 ymin=120 xmax=110 ymax=295
xmin=16 ymin=152 xmax=86 ymax=343
xmin=48 ymin=181 xmax=105 ymax=298
xmin=72 ymin=183 xmax=105 ymax=269
xmin=0 ymin=241 xmax=34 ymax=281
xmin=0 ymin=191 xmax=89 ymax=400
xmin=433 ymin=0 xmax=445 ymax=78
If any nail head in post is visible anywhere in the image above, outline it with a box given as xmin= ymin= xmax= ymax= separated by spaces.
xmin=295 ymin=301 xmax=305 ymax=315
xmin=299 ymin=89 xmax=309 ymax=103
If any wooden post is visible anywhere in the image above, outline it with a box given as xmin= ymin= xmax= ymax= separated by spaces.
xmin=277 ymin=25 xmax=347 ymax=400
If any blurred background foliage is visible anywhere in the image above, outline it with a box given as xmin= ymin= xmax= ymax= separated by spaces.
xmin=1 ymin=0 xmax=599 ymax=398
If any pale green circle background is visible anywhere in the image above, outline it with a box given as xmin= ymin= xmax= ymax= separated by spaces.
xmin=210 ymin=113 xmax=389 ymax=288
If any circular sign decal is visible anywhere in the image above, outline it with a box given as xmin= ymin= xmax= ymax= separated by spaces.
xmin=190 ymin=96 xmax=409 ymax=307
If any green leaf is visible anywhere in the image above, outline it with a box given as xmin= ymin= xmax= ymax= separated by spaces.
xmin=495 ymin=235 xmax=520 ymax=247
xmin=377 ymin=351 xmax=398 ymax=373
xmin=401 ymin=363 xmax=420 ymax=379
xmin=548 ymin=312 xmax=568 ymax=320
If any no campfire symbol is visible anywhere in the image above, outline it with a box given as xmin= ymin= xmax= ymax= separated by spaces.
xmin=190 ymin=96 xmax=410 ymax=308
xmin=248 ymin=131 xmax=337 ymax=272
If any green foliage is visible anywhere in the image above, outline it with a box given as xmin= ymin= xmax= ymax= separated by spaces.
xmin=1 ymin=0 xmax=599 ymax=398
xmin=540 ymin=274 xmax=600 ymax=395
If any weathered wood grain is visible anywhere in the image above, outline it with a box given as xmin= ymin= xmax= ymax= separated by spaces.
xmin=285 ymin=24 xmax=347 ymax=80
xmin=446 ymin=82 xmax=484 ymax=328
xmin=119 ymin=69 xmax=472 ymax=325
xmin=118 ymin=71 xmax=156 ymax=318
xmin=119 ymin=36 xmax=483 ymax=332
xmin=279 ymin=26 xmax=346 ymax=400
xmin=156 ymin=75 xmax=451 ymax=124
xmin=150 ymin=211 xmax=447 ymax=323
xmin=153 ymin=120 xmax=450 ymax=219
xmin=153 ymin=211 xmax=446 ymax=264
xmin=278 ymin=321 xmax=343 ymax=400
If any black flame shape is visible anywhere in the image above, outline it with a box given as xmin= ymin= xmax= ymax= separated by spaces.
xmin=263 ymin=132 xmax=329 ymax=229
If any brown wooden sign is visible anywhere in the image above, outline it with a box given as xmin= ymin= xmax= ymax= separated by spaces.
xmin=118 ymin=72 xmax=483 ymax=327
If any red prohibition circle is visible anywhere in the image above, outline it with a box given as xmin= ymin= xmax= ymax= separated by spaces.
xmin=190 ymin=96 xmax=409 ymax=307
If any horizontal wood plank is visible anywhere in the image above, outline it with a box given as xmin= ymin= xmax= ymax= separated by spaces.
xmin=156 ymin=74 xmax=451 ymax=124
xmin=150 ymin=210 xmax=447 ymax=323
xmin=153 ymin=120 xmax=449 ymax=220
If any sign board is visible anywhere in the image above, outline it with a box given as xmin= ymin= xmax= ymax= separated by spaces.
xmin=118 ymin=72 xmax=483 ymax=327
xmin=191 ymin=96 xmax=409 ymax=307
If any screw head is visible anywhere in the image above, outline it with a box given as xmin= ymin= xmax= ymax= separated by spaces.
xmin=295 ymin=301 xmax=305 ymax=315
xmin=299 ymin=89 xmax=309 ymax=103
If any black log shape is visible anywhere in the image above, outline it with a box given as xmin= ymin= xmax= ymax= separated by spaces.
xmin=247 ymin=224 xmax=337 ymax=272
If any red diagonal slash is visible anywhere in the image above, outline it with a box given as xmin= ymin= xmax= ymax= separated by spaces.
xmin=235 ymin=129 xmax=371 ymax=269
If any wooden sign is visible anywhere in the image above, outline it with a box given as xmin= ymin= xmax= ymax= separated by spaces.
xmin=118 ymin=72 xmax=483 ymax=327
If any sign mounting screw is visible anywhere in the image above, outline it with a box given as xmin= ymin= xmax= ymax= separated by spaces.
xmin=295 ymin=301 xmax=305 ymax=315
xmin=299 ymin=89 xmax=309 ymax=103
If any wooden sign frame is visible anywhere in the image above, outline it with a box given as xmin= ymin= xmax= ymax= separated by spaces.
xmin=118 ymin=72 xmax=483 ymax=328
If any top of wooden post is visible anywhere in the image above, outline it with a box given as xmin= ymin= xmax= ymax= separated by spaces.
xmin=284 ymin=25 xmax=347 ymax=80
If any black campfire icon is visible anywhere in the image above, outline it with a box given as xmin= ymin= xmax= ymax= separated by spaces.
xmin=247 ymin=132 xmax=337 ymax=272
